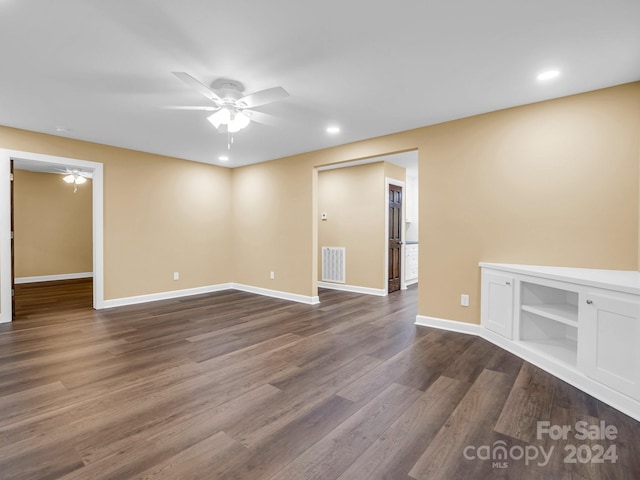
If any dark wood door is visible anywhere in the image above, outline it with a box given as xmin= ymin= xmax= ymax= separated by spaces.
xmin=10 ymin=160 xmax=15 ymax=319
xmin=388 ymin=184 xmax=402 ymax=293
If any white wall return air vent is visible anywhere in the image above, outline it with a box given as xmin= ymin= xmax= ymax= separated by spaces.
xmin=322 ymin=247 xmax=346 ymax=283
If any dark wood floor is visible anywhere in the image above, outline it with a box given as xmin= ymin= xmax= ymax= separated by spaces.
xmin=1 ymin=279 xmax=639 ymax=479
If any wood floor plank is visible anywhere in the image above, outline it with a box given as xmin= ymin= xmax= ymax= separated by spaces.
xmin=336 ymin=328 xmax=473 ymax=403
xmin=211 ymin=394 xmax=357 ymax=480
xmin=0 ymin=362 xmax=206 ymax=458
xmin=225 ymin=355 xmax=382 ymax=450
xmin=0 ymin=441 xmax=84 ymax=480
xmin=131 ymin=431 xmax=245 ymax=480
xmin=595 ymin=402 xmax=640 ymax=479
xmin=494 ymin=362 xmax=556 ymax=443
xmin=72 ymin=384 xmax=281 ymax=476
xmin=270 ymin=382 xmax=423 ymax=480
xmin=408 ymin=368 xmax=515 ymax=479
xmin=1 ymin=280 xmax=637 ymax=479
xmin=442 ymin=337 xmax=498 ymax=383
xmin=337 ymin=376 xmax=471 ymax=480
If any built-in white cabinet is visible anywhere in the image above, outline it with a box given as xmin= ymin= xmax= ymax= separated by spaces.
xmin=520 ymin=280 xmax=579 ymax=368
xmin=480 ymin=271 xmax=514 ymax=339
xmin=480 ymin=263 xmax=640 ymax=422
xmin=582 ymin=291 xmax=640 ymax=399
xmin=405 ymin=244 xmax=418 ymax=285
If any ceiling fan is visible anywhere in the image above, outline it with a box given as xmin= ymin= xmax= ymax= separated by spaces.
xmin=171 ymin=72 xmax=289 ymax=148
xmin=59 ymin=168 xmax=92 ymax=193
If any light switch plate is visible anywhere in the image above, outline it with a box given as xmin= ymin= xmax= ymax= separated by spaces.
xmin=461 ymin=294 xmax=469 ymax=307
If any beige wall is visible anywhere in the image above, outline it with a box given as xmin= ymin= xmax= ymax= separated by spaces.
xmin=384 ymin=162 xmax=407 ymax=185
xmin=233 ymin=82 xmax=640 ymax=323
xmin=0 ymin=127 xmax=233 ymax=303
xmin=418 ymin=83 xmax=640 ymax=323
xmin=318 ymin=163 xmax=385 ymax=289
xmin=231 ymin=158 xmax=315 ymax=296
xmin=14 ymin=170 xmax=92 ymax=277
xmin=2 ymin=82 xmax=638 ymax=324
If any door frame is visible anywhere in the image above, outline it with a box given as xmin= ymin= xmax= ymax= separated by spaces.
xmin=0 ymin=149 xmax=104 ymax=322
xmin=384 ymin=177 xmax=406 ymax=293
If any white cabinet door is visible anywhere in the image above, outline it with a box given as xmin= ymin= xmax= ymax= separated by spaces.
xmin=481 ymin=271 xmax=514 ymax=339
xmin=405 ymin=245 xmax=418 ymax=282
xmin=582 ymin=291 xmax=640 ymax=399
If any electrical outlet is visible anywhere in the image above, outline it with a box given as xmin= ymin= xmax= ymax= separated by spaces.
xmin=270 ymin=271 xmax=275 ymax=280
xmin=173 ymin=272 xmax=179 ymax=281
xmin=461 ymin=294 xmax=469 ymax=307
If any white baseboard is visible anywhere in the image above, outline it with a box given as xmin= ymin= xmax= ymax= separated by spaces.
xmin=102 ymin=283 xmax=233 ymax=309
xmin=15 ymin=272 xmax=93 ymax=284
xmin=232 ymin=283 xmax=320 ymax=305
xmin=415 ymin=315 xmax=481 ymax=336
xmin=318 ymin=281 xmax=386 ymax=297
xmin=405 ymin=278 xmax=418 ymax=286
xmin=415 ymin=314 xmax=640 ymax=422
xmin=102 ymin=282 xmax=320 ymax=310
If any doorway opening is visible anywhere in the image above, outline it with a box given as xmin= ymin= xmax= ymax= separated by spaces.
xmin=387 ymin=181 xmax=403 ymax=294
xmin=0 ymin=150 xmax=104 ymax=323
xmin=314 ymin=150 xmax=418 ymax=301
xmin=12 ymin=164 xmax=93 ymax=319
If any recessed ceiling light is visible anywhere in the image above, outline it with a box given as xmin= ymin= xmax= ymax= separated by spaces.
xmin=218 ymin=155 xmax=229 ymax=162
xmin=326 ymin=126 xmax=340 ymax=134
xmin=55 ymin=126 xmax=69 ymax=132
xmin=537 ymin=70 xmax=560 ymax=81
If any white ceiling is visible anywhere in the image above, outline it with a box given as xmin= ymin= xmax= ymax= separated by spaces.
xmin=1 ymin=1 xmax=638 ymax=168
xmin=12 ymin=158 xmax=93 ymax=177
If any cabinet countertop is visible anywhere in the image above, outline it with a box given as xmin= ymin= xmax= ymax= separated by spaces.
xmin=480 ymin=262 xmax=640 ymax=296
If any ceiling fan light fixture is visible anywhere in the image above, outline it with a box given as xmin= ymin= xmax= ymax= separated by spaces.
xmin=173 ymin=72 xmax=288 ymax=149
xmin=62 ymin=172 xmax=88 ymax=193
xmin=227 ymin=111 xmax=250 ymax=133
xmin=207 ymin=108 xmax=231 ymax=129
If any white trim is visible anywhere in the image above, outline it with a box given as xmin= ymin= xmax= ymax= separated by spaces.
xmin=318 ymin=281 xmax=386 ymax=296
xmin=405 ymin=278 xmax=418 ymax=287
xmin=479 ymin=329 xmax=640 ymax=422
xmin=81 ymin=282 xmax=322 ymax=310
xmin=0 ymin=157 xmax=11 ymax=323
xmin=385 ymin=177 xmax=406 ymax=294
xmin=15 ymin=272 xmax=93 ymax=284
xmin=315 ymin=151 xmax=418 ymax=172
xmin=92 ymin=161 xmax=104 ymax=310
xmin=414 ymin=315 xmax=482 ymax=336
xmin=0 ymin=149 xmax=104 ymax=322
xmin=102 ymin=283 xmax=233 ymax=308
xmin=232 ymin=283 xmax=320 ymax=305
xmin=414 ymin=313 xmax=640 ymax=422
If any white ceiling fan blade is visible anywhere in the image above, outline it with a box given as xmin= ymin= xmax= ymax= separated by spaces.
xmin=62 ymin=168 xmax=92 ymax=178
xmin=172 ymin=72 xmax=223 ymax=104
xmin=245 ymin=110 xmax=279 ymax=127
xmin=164 ymin=105 xmax=218 ymax=111
xmin=238 ymin=87 xmax=289 ymax=108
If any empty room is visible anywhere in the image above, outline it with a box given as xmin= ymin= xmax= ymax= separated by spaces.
xmin=1 ymin=1 xmax=639 ymax=479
